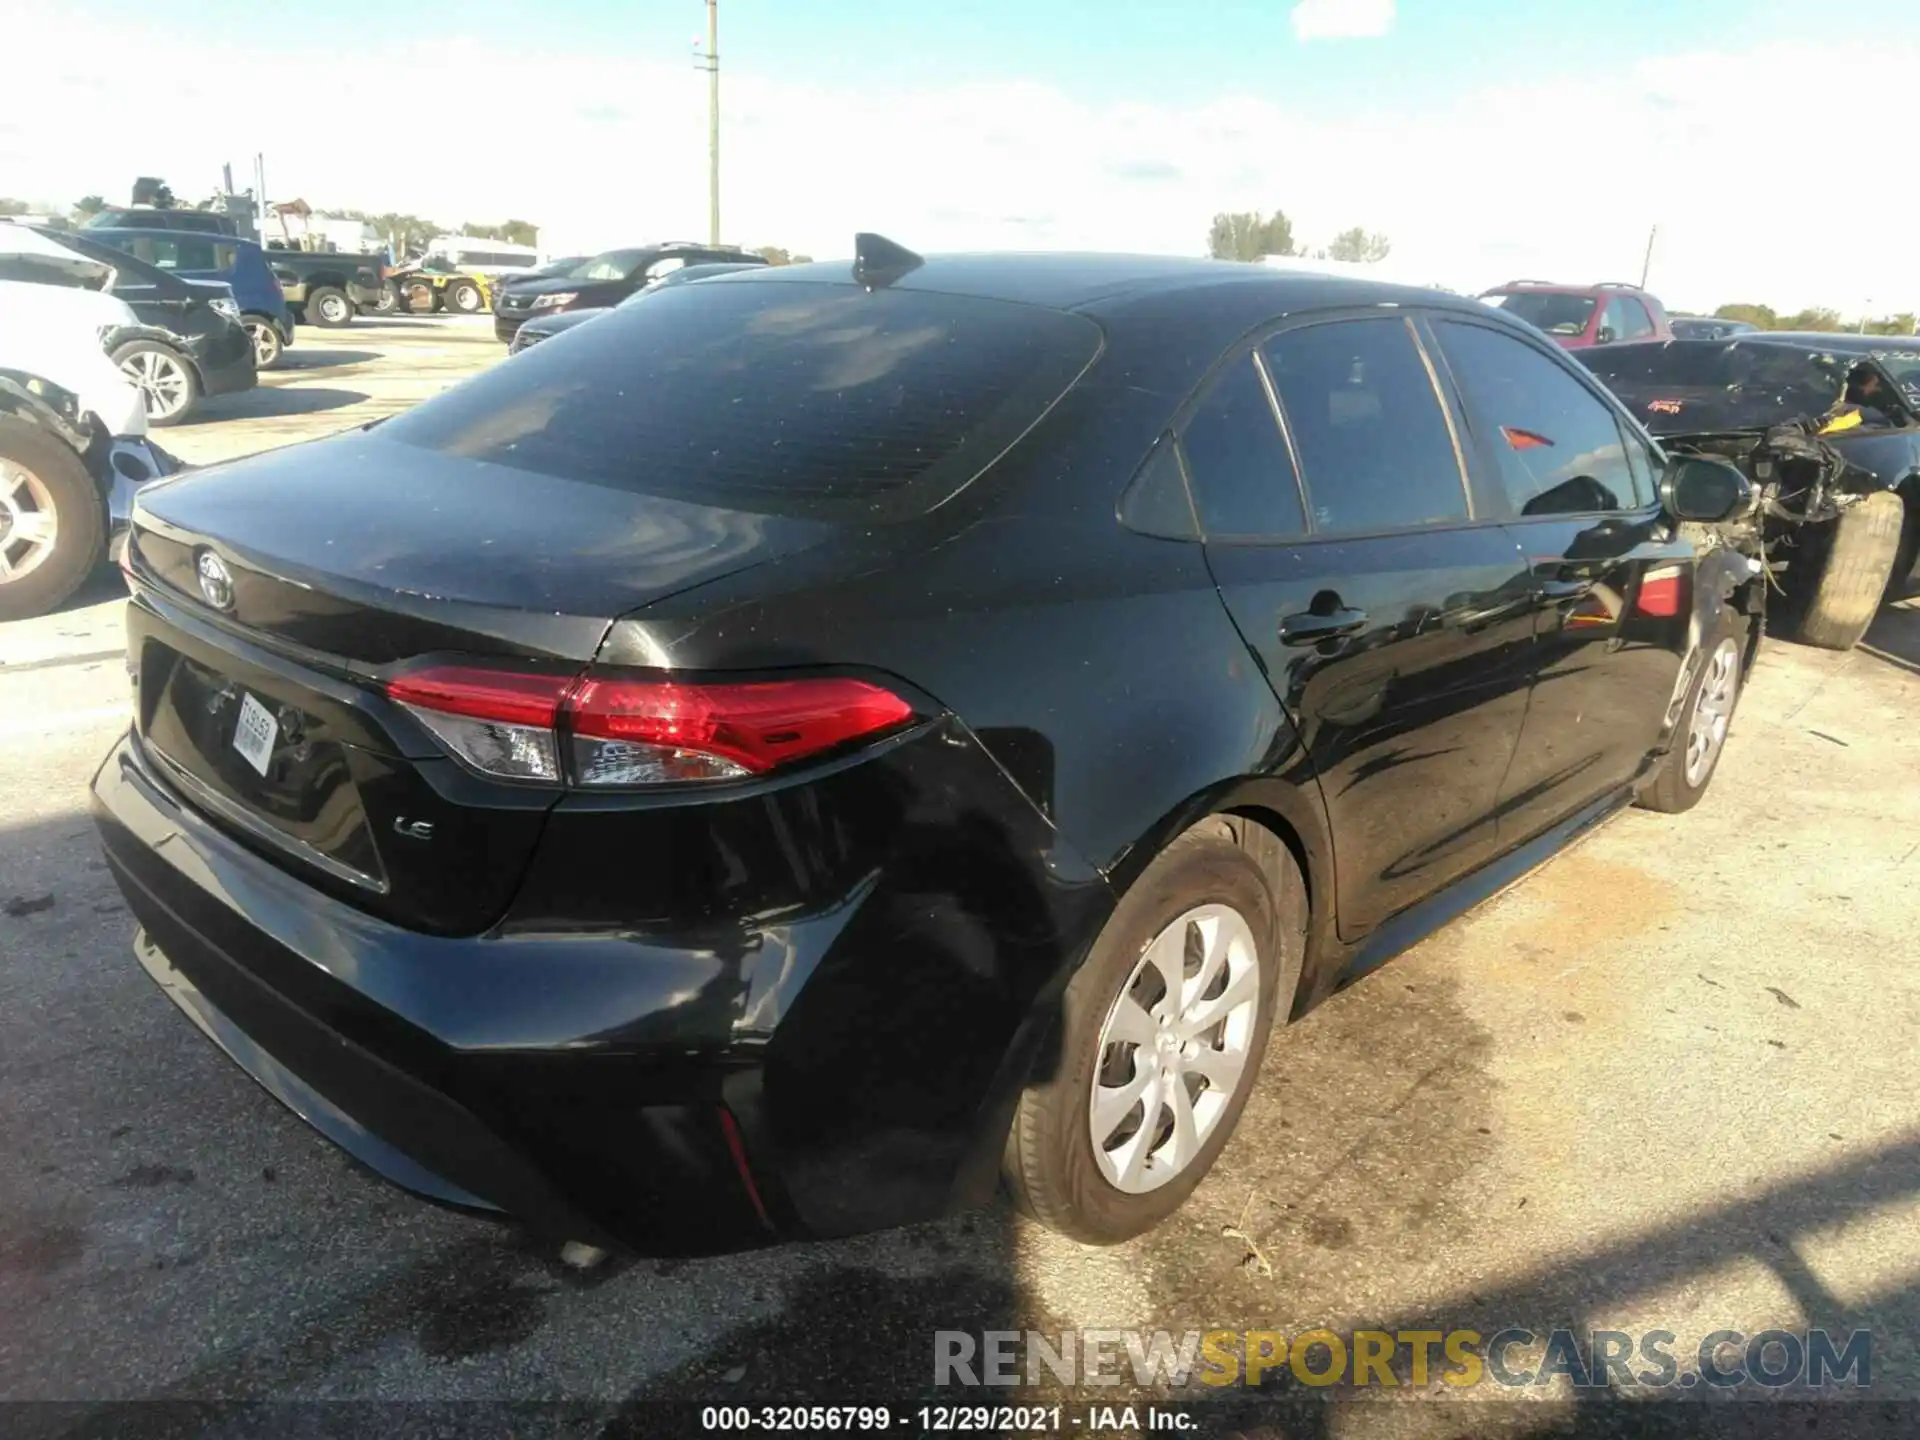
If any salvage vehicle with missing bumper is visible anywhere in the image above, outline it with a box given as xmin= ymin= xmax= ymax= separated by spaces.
xmin=1581 ymin=335 xmax=1920 ymax=649
xmin=94 ymin=241 xmax=1764 ymax=1255
xmin=0 ymin=230 xmax=177 ymax=619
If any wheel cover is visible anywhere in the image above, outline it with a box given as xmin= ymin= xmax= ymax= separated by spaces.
xmin=1089 ymin=903 xmax=1261 ymax=1194
xmin=0 ymin=460 xmax=60 ymax=584
xmin=1685 ymin=635 xmax=1740 ymax=787
xmin=452 ymin=286 xmax=479 ymax=311
xmin=318 ymin=294 xmax=347 ymax=322
xmin=121 ymin=350 xmax=189 ymax=419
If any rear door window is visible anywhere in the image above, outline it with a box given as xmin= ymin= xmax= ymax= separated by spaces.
xmin=1431 ymin=319 xmax=1645 ymax=515
xmin=1260 ymin=317 xmax=1470 ymax=535
xmin=381 ymin=280 xmax=1102 ymax=521
xmin=1176 ymin=358 xmax=1306 ymax=539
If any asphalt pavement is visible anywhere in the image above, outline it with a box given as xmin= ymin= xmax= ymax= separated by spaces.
xmin=2 ymin=319 xmax=1917 ymax=1437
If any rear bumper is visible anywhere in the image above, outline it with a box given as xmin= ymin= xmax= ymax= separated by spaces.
xmin=91 ymin=721 xmax=1108 ymax=1253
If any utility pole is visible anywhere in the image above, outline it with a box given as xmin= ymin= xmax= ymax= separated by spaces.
xmin=1638 ymin=224 xmax=1657 ymax=289
xmin=697 ymin=0 xmax=720 ymax=246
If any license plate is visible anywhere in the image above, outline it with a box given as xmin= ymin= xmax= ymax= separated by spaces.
xmin=231 ymin=691 xmax=278 ymax=777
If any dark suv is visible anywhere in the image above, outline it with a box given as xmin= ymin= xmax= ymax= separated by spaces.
xmin=95 ymin=248 xmax=1761 ymax=1256
xmin=492 ymin=242 xmax=765 ymax=342
xmin=1479 ymin=280 xmax=1673 ymax=350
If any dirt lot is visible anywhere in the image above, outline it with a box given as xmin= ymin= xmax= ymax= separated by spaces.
xmin=1 ymin=316 xmax=1917 ymax=1435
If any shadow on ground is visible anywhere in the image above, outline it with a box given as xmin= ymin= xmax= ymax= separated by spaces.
xmin=269 ymin=350 xmax=383 ymax=371
xmin=176 ymin=388 xmax=369 ymax=425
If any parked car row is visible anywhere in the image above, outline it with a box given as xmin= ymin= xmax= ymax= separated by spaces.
xmin=93 ymin=239 xmax=1824 ymax=1261
xmin=491 ymin=242 xmax=767 ymax=343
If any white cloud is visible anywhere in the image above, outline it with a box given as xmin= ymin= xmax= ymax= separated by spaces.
xmin=4 ymin=6 xmax=1917 ymax=317
xmin=1291 ymin=0 xmax=1397 ymax=42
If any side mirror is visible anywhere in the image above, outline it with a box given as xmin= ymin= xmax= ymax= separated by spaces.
xmin=1595 ymin=326 xmax=1616 ymax=345
xmin=1661 ymin=455 xmax=1752 ymax=523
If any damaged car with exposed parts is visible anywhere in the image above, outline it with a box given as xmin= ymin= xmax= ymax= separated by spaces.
xmin=1580 ymin=334 xmax=1920 ymax=650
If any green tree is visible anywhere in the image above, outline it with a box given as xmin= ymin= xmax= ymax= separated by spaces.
xmin=72 ymin=195 xmax=107 ymax=222
xmin=753 ymin=245 xmax=792 ymax=265
xmin=1207 ymin=210 xmax=1298 ymax=262
xmin=1859 ymin=312 xmax=1917 ymax=336
xmin=1777 ymin=307 xmax=1842 ymax=332
xmin=130 ymin=177 xmax=175 ymax=208
xmin=1713 ymin=303 xmax=1777 ymax=329
xmin=1325 ymin=226 xmax=1392 ymax=263
xmin=463 ymin=219 xmax=540 ymax=246
xmin=0 ymin=198 xmax=29 ymax=217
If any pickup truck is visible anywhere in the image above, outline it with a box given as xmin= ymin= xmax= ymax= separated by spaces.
xmin=261 ymin=246 xmax=386 ymax=328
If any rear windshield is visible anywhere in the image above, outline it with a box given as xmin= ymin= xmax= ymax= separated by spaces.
xmin=380 ymin=280 xmax=1103 ymax=520
xmin=1485 ymin=291 xmax=1595 ymax=338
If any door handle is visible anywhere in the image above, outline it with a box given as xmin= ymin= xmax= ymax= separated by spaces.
xmin=1280 ymin=606 xmax=1368 ymax=646
xmin=1538 ymin=578 xmax=1594 ymax=602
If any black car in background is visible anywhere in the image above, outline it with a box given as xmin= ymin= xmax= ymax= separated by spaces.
xmin=1581 ymin=333 xmax=1920 ymax=649
xmin=36 ymin=227 xmax=255 ymax=426
xmin=492 ymin=242 xmax=765 ymax=342
xmin=506 ymin=261 xmax=770 ymax=354
xmin=96 ymin=244 xmax=1759 ymax=1257
xmin=489 ymin=255 xmax=588 ymax=314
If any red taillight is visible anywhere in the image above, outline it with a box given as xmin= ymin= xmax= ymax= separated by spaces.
xmin=383 ymin=666 xmax=915 ymax=787
xmin=385 ymin=667 xmax=573 ymax=728
xmin=1635 ymin=567 xmax=1685 ymax=618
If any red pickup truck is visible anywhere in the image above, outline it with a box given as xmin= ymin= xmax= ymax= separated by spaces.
xmin=1478 ymin=280 xmax=1673 ymax=350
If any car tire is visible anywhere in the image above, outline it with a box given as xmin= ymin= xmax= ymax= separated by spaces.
xmin=405 ymin=281 xmax=438 ymax=314
xmin=307 ymin=285 xmax=354 ymax=328
xmin=0 ymin=416 xmax=106 ymax=622
xmin=244 ymin=316 xmax=284 ymax=370
xmin=371 ymin=282 xmax=400 ymax=315
xmin=1795 ymin=491 xmax=1903 ymax=651
xmin=1003 ymin=817 xmax=1305 ymax=1244
xmin=111 ymin=340 xmax=200 ymax=426
xmin=1636 ymin=606 xmax=1746 ymax=815
xmin=445 ymin=279 xmax=483 ymax=314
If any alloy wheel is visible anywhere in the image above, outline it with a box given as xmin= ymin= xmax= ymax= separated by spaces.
xmin=1089 ymin=903 xmax=1262 ymax=1193
xmin=1685 ymin=635 xmax=1740 ymax=787
xmin=246 ymin=321 xmax=280 ymax=368
xmin=120 ymin=350 xmax=191 ymax=421
xmin=0 ymin=461 xmax=60 ymax=584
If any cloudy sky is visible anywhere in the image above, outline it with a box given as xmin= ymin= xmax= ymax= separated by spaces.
xmin=7 ymin=0 xmax=1918 ymax=315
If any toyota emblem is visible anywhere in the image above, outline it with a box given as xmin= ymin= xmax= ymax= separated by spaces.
xmin=196 ymin=550 xmax=235 ymax=610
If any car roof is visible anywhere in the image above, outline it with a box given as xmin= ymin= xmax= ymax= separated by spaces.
xmin=733 ymin=250 xmax=1479 ymax=316
xmin=1482 ymin=280 xmax=1648 ymax=297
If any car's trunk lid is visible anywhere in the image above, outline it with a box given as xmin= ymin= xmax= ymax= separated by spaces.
xmin=124 ymin=430 xmax=834 ymax=934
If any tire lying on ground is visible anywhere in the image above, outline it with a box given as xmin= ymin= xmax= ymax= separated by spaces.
xmin=0 ymin=416 xmax=105 ymax=621
xmin=1795 ymin=490 xmax=1904 ymax=651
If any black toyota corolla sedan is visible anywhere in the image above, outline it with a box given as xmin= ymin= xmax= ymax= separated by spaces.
xmin=93 ymin=239 xmax=1761 ymax=1255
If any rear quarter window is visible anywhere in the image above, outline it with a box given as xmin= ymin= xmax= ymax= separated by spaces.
xmin=380 ymin=281 xmax=1103 ymax=521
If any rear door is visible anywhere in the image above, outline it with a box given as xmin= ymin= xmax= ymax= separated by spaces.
xmin=1424 ymin=314 xmax=1694 ymax=846
xmin=1189 ymin=313 xmax=1536 ymax=939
